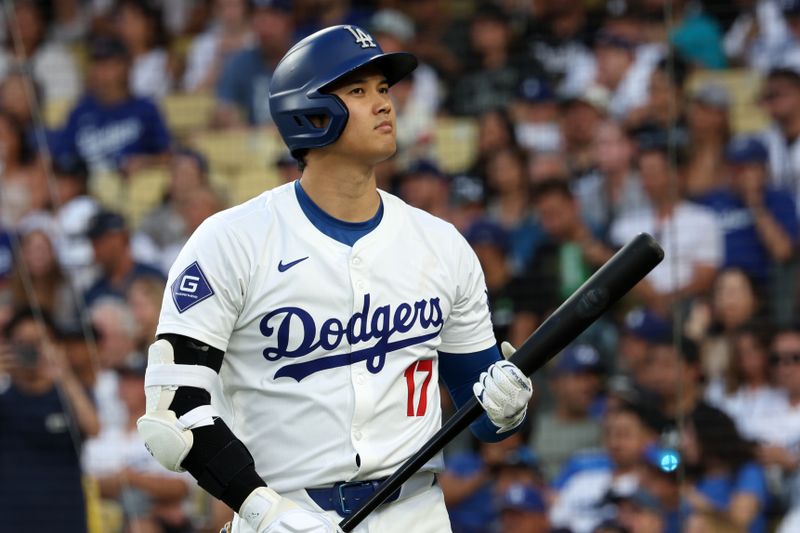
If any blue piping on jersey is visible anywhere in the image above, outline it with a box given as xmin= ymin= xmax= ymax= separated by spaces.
xmin=294 ymin=180 xmax=383 ymax=246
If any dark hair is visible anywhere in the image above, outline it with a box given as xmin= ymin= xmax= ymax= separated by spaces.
xmin=725 ymin=320 xmax=773 ymax=394
xmin=655 ymin=52 xmax=689 ymax=90
xmin=612 ymin=397 xmax=667 ymax=435
xmin=651 ymin=335 xmax=699 ymax=366
xmin=116 ymin=0 xmax=168 ymax=50
xmin=766 ymin=67 xmax=800 ymax=86
xmin=294 ymin=148 xmax=308 ymax=171
xmin=3 ymin=307 xmax=57 ymax=340
xmin=689 ymin=403 xmax=755 ymax=474
xmin=0 ymin=109 xmax=33 ymax=165
xmin=530 ymin=178 xmax=574 ymax=203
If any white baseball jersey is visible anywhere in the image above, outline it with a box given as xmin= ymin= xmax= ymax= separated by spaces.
xmin=157 ymin=181 xmax=496 ymax=493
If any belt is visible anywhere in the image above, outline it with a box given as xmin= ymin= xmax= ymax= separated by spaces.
xmin=306 ymin=471 xmax=436 ymax=517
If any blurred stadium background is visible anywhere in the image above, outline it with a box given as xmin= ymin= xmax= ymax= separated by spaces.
xmin=4 ymin=0 xmax=800 ymax=532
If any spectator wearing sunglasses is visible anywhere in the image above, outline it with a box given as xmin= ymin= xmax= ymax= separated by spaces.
xmin=741 ymin=325 xmax=800 ymax=532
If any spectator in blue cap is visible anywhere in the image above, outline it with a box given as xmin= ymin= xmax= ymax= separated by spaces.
xmin=83 ymin=210 xmax=165 ymax=306
xmin=398 ymin=159 xmax=454 ymax=222
xmin=496 ymin=483 xmax=549 ymax=533
xmin=531 ymin=343 xmax=605 ymax=481
xmin=513 ymin=76 xmax=561 ymax=153
xmin=618 ymin=306 xmax=671 ymax=380
xmin=695 ymin=135 xmax=798 ymax=287
xmin=464 ymin=217 xmax=537 ymax=348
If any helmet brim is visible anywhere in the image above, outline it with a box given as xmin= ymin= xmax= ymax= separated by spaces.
xmin=320 ymin=51 xmax=418 ymax=91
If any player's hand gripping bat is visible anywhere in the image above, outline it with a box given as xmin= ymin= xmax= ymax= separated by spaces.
xmin=339 ymin=232 xmax=665 ymax=531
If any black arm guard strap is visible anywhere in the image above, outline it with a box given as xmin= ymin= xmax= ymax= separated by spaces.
xmin=157 ymin=333 xmax=267 ymax=511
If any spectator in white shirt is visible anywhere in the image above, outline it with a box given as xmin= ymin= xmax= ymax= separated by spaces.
xmin=0 ymin=0 xmax=81 ymax=103
xmin=611 ymin=135 xmax=722 ymax=316
xmin=182 ymin=0 xmax=253 ymax=92
xmin=759 ymin=67 xmax=800 ymax=213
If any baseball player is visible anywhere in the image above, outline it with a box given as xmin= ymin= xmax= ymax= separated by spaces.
xmin=137 ymin=25 xmax=533 ymax=533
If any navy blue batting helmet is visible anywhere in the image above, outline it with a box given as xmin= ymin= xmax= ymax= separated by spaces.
xmin=268 ymin=25 xmax=417 ymax=157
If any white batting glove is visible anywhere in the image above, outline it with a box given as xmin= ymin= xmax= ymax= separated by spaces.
xmin=241 ymin=487 xmax=342 ymax=533
xmin=472 ymin=342 xmax=533 ymax=433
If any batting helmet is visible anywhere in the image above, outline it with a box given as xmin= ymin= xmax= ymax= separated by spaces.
xmin=268 ymin=25 xmax=417 ymax=157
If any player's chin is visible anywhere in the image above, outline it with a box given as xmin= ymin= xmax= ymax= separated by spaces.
xmin=368 ymin=140 xmax=397 ymax=163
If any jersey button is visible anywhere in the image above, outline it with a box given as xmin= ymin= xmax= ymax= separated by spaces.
xmin=352 ymin=257 xmax=361 ymax=265
xmin=356 ymin=281 xmax=366 ymax=290
xmin=353 ymin=430 xmax=363 ymax=441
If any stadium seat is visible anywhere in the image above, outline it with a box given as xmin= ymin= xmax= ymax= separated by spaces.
xmin=432 ymin=117 xmax=478 ymax=173
xmin=160 ymin=92 xmax=216 ymax=139
xmin=43 ymin=98 xmax=75 ymax=128
xmin=188 ymin=128 xmax=283 ymax=175
xmin=686 ymin=69 xmax=769 ymax=133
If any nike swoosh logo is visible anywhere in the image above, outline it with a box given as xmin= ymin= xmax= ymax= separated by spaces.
xmin=278 ymin=257 xmax=309 ymax=272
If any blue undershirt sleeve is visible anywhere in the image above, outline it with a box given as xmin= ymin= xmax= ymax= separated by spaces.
xmin=438 ymin=345 xmax=525 ymax=442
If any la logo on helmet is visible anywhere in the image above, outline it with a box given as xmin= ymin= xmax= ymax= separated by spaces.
xmin=345 ymin=26 xmax=376 ymax=48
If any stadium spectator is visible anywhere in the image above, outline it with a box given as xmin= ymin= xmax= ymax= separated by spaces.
xmin=511 ymin=76 xmax=561 ymax=153
xmin=617 ymin=307 xmax=671 ymax=381
xmin=760 ymin=66 xmax=800 ymax=210
xmin=723 ymin=0 xmax=791 ymax=71
xmin=83 ymin=210 xmax=164 ymax=307
xmin=371 ymin=9 xmax=441 ymax=166
xmin=684 ymin=82 xmax=732 ymax=196
xmin=115 ymin=0 xmax=173 ymax=99
xmin=639 ymin=446 xmax=682 ymax=533
xmin=604 ymin=486 xmax=666 ymax=533
xmin=447 ymin=3 xmax=540 ymax=116
xmin=573 ymin=119 xmax=648 ymax=239
xmin=293 ymin=0 xmax=372 ymax=41
xmin=55 ymin=36 xmax=171 ymax=174
xmin=521 ymin=0 xmax=594 ymax=89
xmin=681 ymin=403 xmax=768 ymax=533
xmin=0 ymin=68 xmax=53 ymax=155
xmin=440 ymin=429 xmax=534 ymax=533
xmin=61 ymin=325 xmax=99 ymax=391
xmin=705 ymin=322 xmax=786 ymax=440
xmin=0 ymin=308 xmax=99 ymax=532
xmin=470 ymin=108 xmax=517 ymax=185
xmin=48 ymin=0 xmax=91 ymax=43
xmin=527 ymin=179 xmax=614 ymax=319
xmin=531 ymin=344 xmax=604 ymax=481
xmin=160 ymin=184 xmax=224 ymax=272
xmin=52 ymin=155 xmax=101 ymax=291
xmin=213 ymin=0 xmax=294 ymax=128
xmin=485 ymin=146 xmax=541 ymax=272
xmin=696 ymin=136 xmax=797 ymax=286
xmin=611 ymin=138 xmax=722 ymax=316
xmin=402 ymin=0 xmax=467 ymax=82
xmin=624 ymin=54 xmax=689 ymax=135
xmin=88 ymin=297 xmax=139 ymax=433
xmin=560 ymin=84 xmax=611 ymax=178
xmin=182 ymin=0 xmax=254 ymax=92
xmin=9 ymin=226 xmax=79 ymax=331
xmin=139 ymin=148 xmax=210 ymax=252
xmin=638 ymin=336 xmax=706 ymax=432
xmin=0 ymin=0 xmax=81 ymax=102
xmin=0 ymin=109 xmax=47 ymax=226
xmin=549 ymin=400 xmax=659 ymax=533
xmin=397 ymin=159 xmax=452 ymax=222
xmin=464 ymin=218 xmax=537 ymax=348
xmin=667 ymin=0 xmax=727 ymax=69
xmin=83 ymin=355 xmax=193 ymax=533
xmin=126 ymin=276 xmax=165 ymax=355
xmin=561 ymin=29 xmax=656 ymax=121
xmin=739 ymin=325 xmax=800 ymax=532
xmin=496 ymin=483 xmax=549 ymax=533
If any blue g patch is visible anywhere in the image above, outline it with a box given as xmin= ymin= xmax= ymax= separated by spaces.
xmin=171 ymin=262 xmax=214 ymax=313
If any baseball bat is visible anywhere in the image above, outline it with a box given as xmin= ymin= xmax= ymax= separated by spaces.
xmin=339 ymin=232 xmax=664 ymax=531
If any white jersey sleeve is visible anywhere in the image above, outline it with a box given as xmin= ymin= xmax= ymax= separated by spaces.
xmin=438 ymin=231 xmax=497 ymax=353
xmin=157 ymin=215 xmax=250 ymax=351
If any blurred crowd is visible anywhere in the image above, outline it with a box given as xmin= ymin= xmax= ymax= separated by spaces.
xmin=5 ymin=0 xmax=800 ymax=532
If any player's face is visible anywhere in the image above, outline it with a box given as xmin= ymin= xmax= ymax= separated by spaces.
xmin=327 ymin=68 xmax=396 ymax=164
